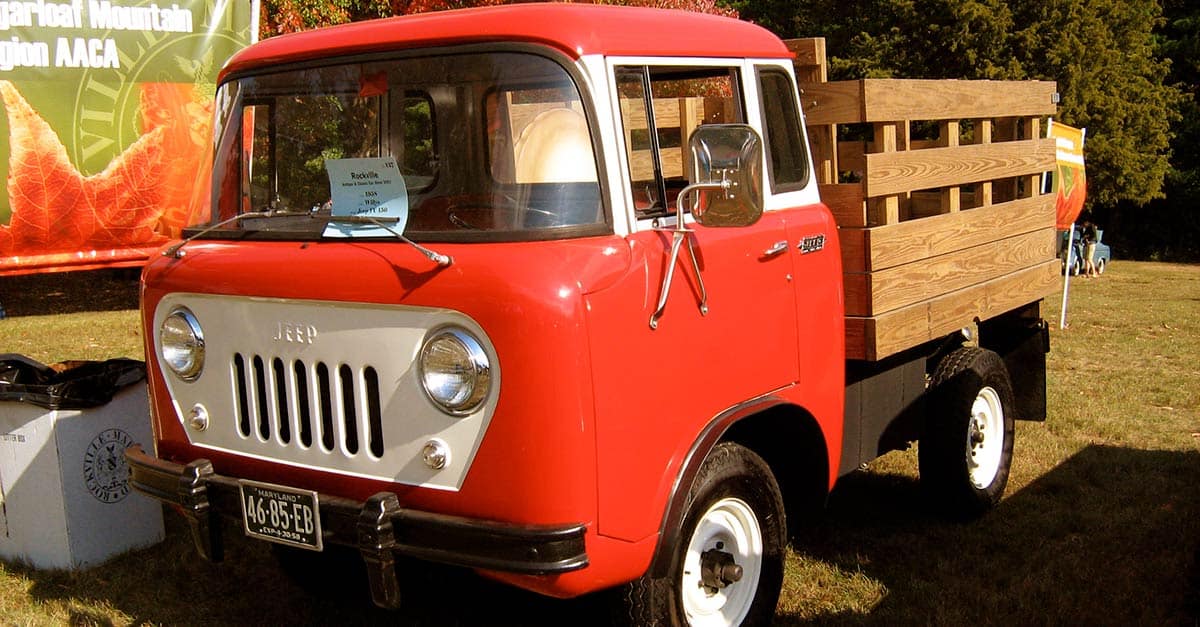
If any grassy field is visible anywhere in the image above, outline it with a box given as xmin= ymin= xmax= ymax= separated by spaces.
xmin=0 ymin=261 xmax=1197 ymax=625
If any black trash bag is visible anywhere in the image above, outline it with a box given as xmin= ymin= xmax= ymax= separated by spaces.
xmin=0 ymin=354 xmax=145 ymax=410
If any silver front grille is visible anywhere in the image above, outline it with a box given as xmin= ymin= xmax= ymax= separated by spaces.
xmin=155 ymin=293 xmax=500 ymax=490
xmin=232 ymin=353 xmax=385 ymax=459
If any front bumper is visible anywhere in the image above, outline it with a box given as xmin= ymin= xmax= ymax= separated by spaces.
xmin=125 ymin=445 xmax=589 ymax=609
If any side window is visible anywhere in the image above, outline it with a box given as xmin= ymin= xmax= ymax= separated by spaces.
xmin=616 ymin=66 xmax=744 ymax=218
xmin=756 ymin=68 xmax=809 ymax=193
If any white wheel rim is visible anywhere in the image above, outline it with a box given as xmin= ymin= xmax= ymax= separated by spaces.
xmin=966 ymin=386 xmax=1005 ymax=488
xmin=680 ymin=497 xmax=763 ymax=627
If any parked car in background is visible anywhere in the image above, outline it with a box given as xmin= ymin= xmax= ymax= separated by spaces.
xmin=1059 ymin=226 xmax=1112 ymax=275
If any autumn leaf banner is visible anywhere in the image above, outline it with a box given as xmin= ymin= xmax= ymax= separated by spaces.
xmin=1048 ymin=120 xmax=1087 ymax=230
xmin=0 ymin=0 xmax=254 ymax=275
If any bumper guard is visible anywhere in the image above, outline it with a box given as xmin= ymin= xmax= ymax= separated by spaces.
xmin=125 ymin=445 xmax=588 ymax=609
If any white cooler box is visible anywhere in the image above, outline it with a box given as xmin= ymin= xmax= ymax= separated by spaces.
xmin=0 ymin=383 xmax=165 ymax=570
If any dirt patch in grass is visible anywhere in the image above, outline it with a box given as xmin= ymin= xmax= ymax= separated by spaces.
xmin=0 ymin=269 xmax=140 ymax=318
xmin=0 ymin=269 xmax=143 ymax=362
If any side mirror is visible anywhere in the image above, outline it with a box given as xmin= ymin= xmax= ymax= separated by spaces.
xmin=651 ymin=124 xmax=764 ymax=329
xmin=686 ymin=124 xmax=764 ymax=227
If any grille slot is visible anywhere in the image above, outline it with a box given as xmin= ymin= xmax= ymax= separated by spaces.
xmin=294 ymin=360 xmax=312 ymax=448
xmin=232 ymin=353 xmax=384 ymax=459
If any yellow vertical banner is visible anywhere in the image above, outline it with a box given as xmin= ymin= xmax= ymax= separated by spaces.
xmin=1048 ymin=120 xmax=1086 ymax=230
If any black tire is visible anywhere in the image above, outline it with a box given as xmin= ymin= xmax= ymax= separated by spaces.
xmin=615 ymin=442 xmax=785 ymax=626
xmin=1096 ymin=258 xmax=1107 ymax=274
xmin=919 ymin=347 xmax=1015 ymax=519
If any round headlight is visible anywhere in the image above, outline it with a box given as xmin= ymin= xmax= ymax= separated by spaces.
xmin=419 ymin=328 xmax=491 ymax=415
xmin=160 ymin=308 xmax=205 ymax=381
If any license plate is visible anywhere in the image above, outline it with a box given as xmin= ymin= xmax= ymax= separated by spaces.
xmin=239 ymin=480 xmax=323 ymax=551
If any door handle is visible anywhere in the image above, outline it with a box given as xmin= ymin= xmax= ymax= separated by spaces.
xmin=763 ymin=241 xmax=788 ymax=257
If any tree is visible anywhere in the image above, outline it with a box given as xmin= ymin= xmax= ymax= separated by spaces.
xmin=1010 ymin=0 xmax=1181 ymax=209
xmin=262 ymin=0 xmax=735 ymax=38
xmin=1120 ymin=0 xmax=1200 ymax=261
xmin=730 ymin=0 xmax=1183 ymax=253
xmin=732 ymin=0 xmax=1018 ymax=80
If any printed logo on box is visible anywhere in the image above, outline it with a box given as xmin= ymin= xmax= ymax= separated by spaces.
xmin=83 ymin=428 xmax=135 ymax=503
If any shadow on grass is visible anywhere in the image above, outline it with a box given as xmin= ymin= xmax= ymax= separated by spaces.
xmin=13 ymin=507 xmax=612 ymax=626
xmin=778 ymin=444 xmax=1200 ymax=625
xmin=8 ymin=444 xmax=1199 ymax=625
xmin=0 ymin=268 xmax=139 ymax=317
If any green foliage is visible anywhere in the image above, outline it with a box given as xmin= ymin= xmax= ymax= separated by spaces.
xmin=731 ymin=0 xmax=1184 ymax=220
xmin=260 ymin=0 xmax=735 ymax=37
xmin=1128 ymin=0 xmax=1200 ymax=262
xmin=260 ymin=0 xmax=391 ymax=37
xmin=737 ymin=0 xmax=1020 ymax=80
xmin=1010 ymin=0 xmax=1181 ymax=208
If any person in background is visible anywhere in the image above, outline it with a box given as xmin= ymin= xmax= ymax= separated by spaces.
xmin=1081 ymin=220 xmax=1099 ymax=277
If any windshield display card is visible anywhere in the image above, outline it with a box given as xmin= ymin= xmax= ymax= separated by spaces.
xmin=322 ymin=157 xmax=410 ymax=237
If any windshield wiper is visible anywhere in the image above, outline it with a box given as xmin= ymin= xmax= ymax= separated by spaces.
xmin=345 ymin=214 xmax=453 ymax=267
xmin=164 ymin=210 xmax=453 ymax=267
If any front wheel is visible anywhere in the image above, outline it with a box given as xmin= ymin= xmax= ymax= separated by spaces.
xmin=616 ymin=442 xmax=785 ymax=626
xmin=919 ymin=347 xmax=1015 ymax=519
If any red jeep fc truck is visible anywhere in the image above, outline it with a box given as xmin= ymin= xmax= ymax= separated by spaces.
xmin=126 ymin=4 xmax=1057 ymax=625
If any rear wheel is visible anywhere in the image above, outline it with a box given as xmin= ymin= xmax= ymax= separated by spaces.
xmin=616 ymin=442 xmax=785 ymax=626
xmin=1096 ymin=258 xmax=1107 ymax=274
xmin=919 ymin=347 xmax=1015 ymax=519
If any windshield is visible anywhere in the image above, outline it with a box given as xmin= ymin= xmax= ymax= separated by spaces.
xmin=198 ymin=51 xmax=605 ymax=242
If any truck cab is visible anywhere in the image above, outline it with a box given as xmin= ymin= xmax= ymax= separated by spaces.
xmin=127 ymin=5 xmax=1048 ymax=625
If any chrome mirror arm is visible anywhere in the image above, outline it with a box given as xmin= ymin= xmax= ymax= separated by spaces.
xmin=648 ymin=180 xmax=727 ymax=329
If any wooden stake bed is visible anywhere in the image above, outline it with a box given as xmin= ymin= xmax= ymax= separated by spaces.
xmin=789 ymin=39 xmax=1060 ymax=361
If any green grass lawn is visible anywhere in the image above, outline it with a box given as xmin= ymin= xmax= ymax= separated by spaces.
xmin=0 ymin=261 xmax=1197 ymax=625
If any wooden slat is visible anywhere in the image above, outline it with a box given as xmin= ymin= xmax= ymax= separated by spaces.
xmin=977 ymin=119 xmax=994 ymax=207
xmin=1023 ymin=118 xmax=1043 ymax=196
xmin=622 ymin=97 xmax=706 ymax=180
xmin=681 ymin=97 xmax=701 ymax=177
xmin=870 ymin=122 xmax=902 ymax=225
xmin=844 ymin=317 xmax=868 ymax=361
xmin=618 ymin=97 xmax=694 ymax=130
xmin=839 ymin=228 xmax=867 ymax=273
xmin=808 ymin=125 xmax=838 ymax=185
xmin=865 ymin=138 xmax=1055 ymax=198
xmin=801 ymin=81 xmax=863 ymax=125
xmin=860 ymin=79 xmax=1057 ymax=121
xmin=844 ymin=227 xmax=1056 ymax=316
xmin=938 ymin=120 xmax=961 ymax=213
xmin=786 ymin=38 xmax=827 ymax=83
xmin=909 ymin=191 xmax=942 ymax=219
xmin=818 ymin=183 xmax=866 ymax=227
xmin=804 ymin=79 xmax=1056 ymax=127
xmin=991 ymin=118 xmax=1019 ymax=203
xmin=845 ymin=260 xmax=1060 ymax=360
xmin=858 ymin=195 xmax=1054 ymax=271
xmin=837 ymin=141 xmax=867 ymax=174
